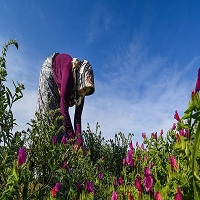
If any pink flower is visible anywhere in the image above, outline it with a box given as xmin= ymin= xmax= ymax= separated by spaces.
xmin=135 ymin=176 xmax=142 ymax=194
xmin=174 ymin=110 xmax=181 ymax=121
xmin=61 ymin=134 xmax=68 ymax=144
xmin=144 ymin=155 xmax=147 ymax=161
xmin=195 ymin=68 xmax=200 ymax=92
xmin=111 ymin=191 xmax=118 ymax=200
xmin=52 ymin=136 xmax=57 ymax=145
xmin=119 ymin=175 xmax=123 ymax=185
xmin=174 ymin=187 xmax=182 ymax=200
xmin=170 ymin=155 xmax=177 ymax=171
xmin=142 ymin=132 xmax=146 ymax=139
xmin=126 ymin=149 xmax=134 ymax=167
xmin=149 ymin=162 xmax=154 ymax=169
xmin=52 ymin=182 xmax=61 ymax=198
xmin=114 ymin=178 xmax=118 ymax=187
xmin=17 ymin=148 xmax=26 ymax=167
xmin=122 ymin=158 xmax=127 ymax=166
xmin=179 ymin=129 xmax=184 ymax=137
xmin=154 ymin=191 xmax=162 ymax=200
xmin=85 ymin=181 xmax=94 ymax=194
xmin=143 ymin=167 xmax=153 ymax=192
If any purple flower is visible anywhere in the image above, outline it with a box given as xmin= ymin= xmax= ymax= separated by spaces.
xmin=174 ymin=110 xmax=181 ymax=122
xmin=170 ymin=155 xmax=177 ymax=171
xmin=126 ymin=149 xmax=134 ymax=167
xmin=62 ymin=161 xmax=67 ymax=169
xmin=143 ymin=167 xmax=153 ymax=192
xmin=52 ymin=136 xmax=57 ymax=145
xmin=195 ymin=68 xmax=200 ymax=92
xmin=17 ymin=148 xmax=26 ymax=167
xmin=98 ymin=171 xmax=103 ymax=180
xmin=172 ymin=123 xmax=176 ymax=130
xmin=77 ymin=182 xmax=82 ymax=192
xmin=119 ymin=175 xmax=123 ymax=185
xmin=61 ymin=134 xmax=68 ymax=144
xmin=129 ymin=141 xmax=134 ymax=150
xmin=135 ymin=176 xmax=142 ymax=194
xmin=114 ymin=179 xmax=118 ymax=187
xmin=179 ymin=129 xmax=184 ymax=137
xmin=174 ymin=187 xmax=182 ymax=200
xmin=136 ymin=141 xmax=139 ymax=148
xmin=142 ymin=132 xmax=146 ymax=139
xmin=85 ymin=181 xmax=94 ymax=194
xmin=111 ymin=191 xmax=118 ymax=200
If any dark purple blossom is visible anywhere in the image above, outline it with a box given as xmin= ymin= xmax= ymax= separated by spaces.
xmin=174 ymin=110 xmax=181 ymax=122
xmin=98 ymin=171 xmax=103 ymax=180
xmin=142 ymin=132 xmax=146 ymax=139
xmin=52 ymin=136 xmax=57 ymax=145
xmin=172 ymin=123 xmax=176 ymax=130
xmin=62 ymin=161 xmax=67 ymax=169
xmin=85 ymin=181 xmax=94 ymax=194
xmin=77 ymin=182 xmax=82 ymax=192
xmin=61 ymin=134 xmax=68 ymax=144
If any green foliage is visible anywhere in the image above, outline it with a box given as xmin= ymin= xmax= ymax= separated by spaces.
xmin=0 ymin=40 xmax=199 ymax=199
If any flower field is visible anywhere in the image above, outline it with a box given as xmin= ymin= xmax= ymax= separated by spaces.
xmin=0 ymin=40 xmax=200 ymax=200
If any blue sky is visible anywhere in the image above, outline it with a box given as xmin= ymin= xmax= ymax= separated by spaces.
xmin=0 ymin=0 xmax=200 ymax=144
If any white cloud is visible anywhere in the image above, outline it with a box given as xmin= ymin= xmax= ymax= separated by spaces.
xmin=81 ymin=41 xmax=199 ymax=144
xmin=87 ymin=2 xmax=112 ymax=43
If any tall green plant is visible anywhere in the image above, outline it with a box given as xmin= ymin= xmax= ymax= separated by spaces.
xmin=0 ymin=39 xmax=24 ymax=146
